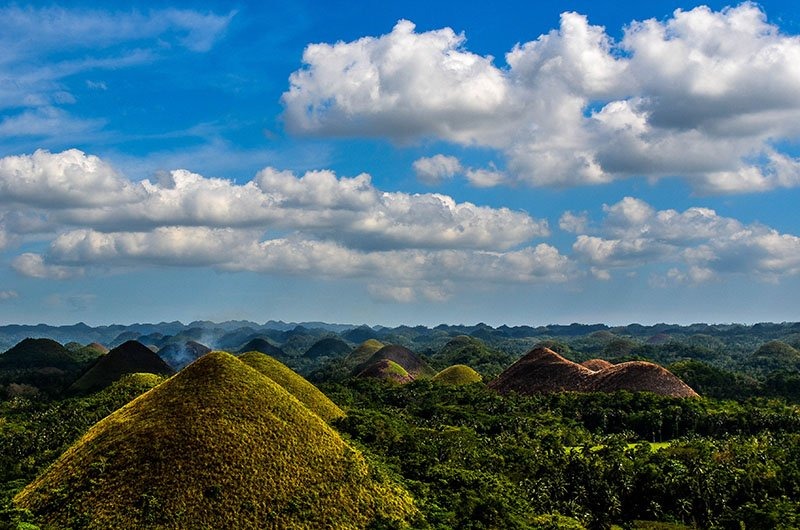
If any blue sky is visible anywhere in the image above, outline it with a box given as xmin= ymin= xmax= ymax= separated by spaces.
xmin=1 ymin=1 xmax=800 ymax=326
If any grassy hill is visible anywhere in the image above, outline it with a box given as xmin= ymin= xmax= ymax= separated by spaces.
xmin=238 ymin=351 xmax=344 ymax=422
xmin=158 ymin=340 xmax=211 ymax=370
xmin=70 ymin=340 xmax=175 ymax=394
xmin=432 ymin=364 xmax=482 ymax=386
xmin=432 ymin=335 xmax=512 ymax=378
xmin=236 ymin=338 xmax=287 ymax=358
xmin=356 ymin=359 xmax=414 ymax=384
xmin=355 ymin=345 xmax=435 ymax=380
xmin=15 ymin=351 xmax=419 ymax=529
xmin=347 ymin=339 xmax=385 ymax=366
xmin=0 ymin=338 xmax=82 ymax=370
xmin=304 ymin=337 xmax=352 ymax=359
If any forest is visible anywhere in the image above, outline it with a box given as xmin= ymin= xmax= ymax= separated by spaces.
xmin=1 ymin=320 xmax=800 ymax=529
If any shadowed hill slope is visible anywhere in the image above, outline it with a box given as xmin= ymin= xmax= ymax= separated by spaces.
xmin=432 ymin=364 xmax=483 ymax=385
xmin=355 ymin=345 xmax=434 ymax=380
xmin=304 ymin=337 xmax=352 ymax=359
xmin=70 ymin=340 xmax=175 ymax=394
xmin=346 ymin=339 xmax=385 ymax=367
xmin=239 ymin=351 xmax=344 ymax=422
xmin=236 ymin=338 xmax=287 ymax=358
xmin=15 ymin=351 xmax=419 ymax=529
xmin=158 ymin=340 xmax=211 ymax=370
xmin=0 ymin=338 xmax=81 ymax=370
xmin=356 ymin=359 xmax=414 ymax=384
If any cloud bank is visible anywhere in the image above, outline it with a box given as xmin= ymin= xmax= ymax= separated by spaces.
xmin=283 ymin=4 xmax=800 ymax=193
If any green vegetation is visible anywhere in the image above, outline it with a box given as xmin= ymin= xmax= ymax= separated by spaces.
xmin=238 ymin=351 xmax=344 ymax=422
xmin=432 ymin=364 xmax=482 ymax=386
xmin=70 ymin=341 xmax=175 ymax=394
xmin=15 ymin=352 xmax=418 ymax=529
xmin=357 ymin=359 xmax=413 ymax=384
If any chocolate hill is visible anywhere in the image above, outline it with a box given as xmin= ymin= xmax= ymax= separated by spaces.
xmin=70 ymin=340 xmax=175 ymax=394
xmin=581 ymin=359 xmax=614 ymax=371
xmin=158 ymin=340 xmax=212 ymax=370
xmin=346 ymin=339 xmax=385 ymax=366
xmin=239 ymin=351 xmax=344 ymax=422
xmin=304 ymin=337 xmax=352 ymax=359
xmin=354 ymin=345 xmax=434 ymax=380
xmin=0 ymin=338 xmax=81 ymax=370
xmin=490 ymin=347 xmax=697 ymax=398
xmin=356 ymin=359 xmax=414 ymax=384
xmin=432 ymin=364 xmax=482 ymax=386
xmin=586 ymin=361 xmax=699 ymax=397
xmin=236 ymin=338 xmax=287 ymax=358
xmin=489 ymin=347 xmax=594 ymax=394
xmin=15 ymin=351 xmax=418 ymax=529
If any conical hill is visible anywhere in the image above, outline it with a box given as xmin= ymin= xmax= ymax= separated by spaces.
xmin=581 ymin=359 xmax=614 ymax=371
xmin=489 ymin=347 xmax=593 ymax=394
xmin=586 ymin=361 xmax=699 ymax=397
xmin=432 ymin=364 xmax=482 ymax=386
xmin=356 ymin=359 xmax=414 ymax=384
xmin=304 ymin=337 xmax=352 ymax=359
xmin=236 ymin=338 xmax=287 ymax=358
xmin=354 ymin=345 xmax=434 ymax=380
xmin=70 ymin=340 xmax=175 ymax=394
xmin=347 ymin=339 xmax=385 ymax=366
xmin=15 ymin=351 xmax=419 ymax=529
xmin=239 ymin=351 xmax=344 ymax=422
xmin=0 ymin=338 xmax=80 ymax=370
xmin=158 ymin=340 xmax=211 ymax=370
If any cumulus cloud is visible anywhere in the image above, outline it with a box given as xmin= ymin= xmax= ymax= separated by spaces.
xmin=559 ymin=211 xmax=589 ymax=233
xmin=464 ymin=166 xmax=507 ymax=188
xmin=283 ymin=4 xmax=800 ymax=193
xmin=572 ymin=196 xmax=800 ymax=283
xmin=0 ymin=149 xmax=567 ymax=295
xmin=412 ymin=155 xmax=462 ymax=185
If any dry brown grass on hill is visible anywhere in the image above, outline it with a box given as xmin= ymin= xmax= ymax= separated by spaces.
xmin=490 ymin=347 xmax=698 ymax=398
xmin=488 ymin=347 xmax=593 ymax=395
xmin=581 ymin=359 xmax=614 ymax=371
xmin=353 ymin=345 xmax=434 ymax=379
xmin=586 ymin=361 xmax=699 ymax=397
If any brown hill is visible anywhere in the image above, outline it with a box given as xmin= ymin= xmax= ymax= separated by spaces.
xmin=488 ymin=347 xmax=593 ymax=394
xmin=354 ymin=345 xmax=434 ymax=379
xmin=346 ymin=339 xmax=385 ymax=366
xmin=581 ymin=359 xmax=614 ymax=371
xmin=586 ymin=361 xmax=699 ymax=397
xmin=356 ymin=359 xmax=414 ymax=384
xmin=490 ymin=347 xmax=697 ymax=398
xmin=15 ymin=351 xmax=418 ymax=529
xmin=70 ymin=340 xmax=175 ymax=393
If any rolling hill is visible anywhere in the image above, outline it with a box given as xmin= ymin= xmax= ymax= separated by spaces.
xmin=15 ymin=351 xmax=419 ymax=529
xmin=70 ymin=340 xmax=175 ymax=394
xmin=356 ymin=359 xmax=414 ymax=384
xmin=432 ymin=364 xmax=483 ymax=385
xmin=158 ymin=340 xmax=211 ymax=370
xmin=304 ymin=337 xmax=352 ymax=359
xmin=354 ymin=345 xmax=435 ymax=380
xmin=236 ymin=338 xmax=287 ymax=358
xmin=238 ymin=351 xmax=344 ymax=422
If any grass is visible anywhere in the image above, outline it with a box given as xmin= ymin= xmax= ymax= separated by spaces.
xmin=70 ymin=341 xmax=174 ymax=394
xmin=238 ymin=351 xmax=344 ymax=422
xmin=15 ymin=351 xmax=418 ymax=529
xmin=566 ymin=441 xmax=673 ymax=454
xmin=432 ymin=365 xmax=483 ymax=386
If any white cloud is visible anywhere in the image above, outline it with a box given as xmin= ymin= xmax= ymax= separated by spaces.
xmin=0 ymin=149 xmax=568 ymax=291
xmin=0 ymin=290 xmax=18 ymax=300
xmin=283 ymin=5 xmax=800 ymax=194
xmin=572 ymin=196 xmax=800 ymax=282
xmin=412 ymin=154 xmax=462 ymax=185
xmin=464 ymin=166 xmax=507 ymax=188
xmin=559 ymin=211 xmax=588 ymax=233
xmin=11 ymin=253 xmax=82 ymax=280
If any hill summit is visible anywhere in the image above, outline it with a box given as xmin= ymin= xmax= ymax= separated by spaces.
xmin=489 ymin=347 xmax=697 ymax=398
xmin=15 ymin=351 xmax=418 ymax=529
xmin=432 ymin=365 xmax=483 ymax=385
xmin=70 ymin=340 xmax=175 ymax=393
xmin=238 ymin=351 xmax=344 ymax=422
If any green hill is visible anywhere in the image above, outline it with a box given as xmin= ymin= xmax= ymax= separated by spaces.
xmin=432 ymin=364 xmax=482 ymax=385
xmin=304 ymin=337 xmax=352 ymax=359
xmin=239 ymin=351 xmax=344 ymax=422
xmin=0 ymin=338 xmax=81 ymax=370
xmin=15 ymin=351 xmax=419 ymax=529
xmin=347 ymin=339 xmax=385 ymax=366
xmin=70 ymin=340 xmax=175 ymax=394
xmin=356 ymin=359 xmax=413 ymax=384
xmin=748 ymin=340 xmax=800 ymax=372
xmin=236 ymin=338 xmax=287 ymax=358
xmin=354 ymin=345 xmax=434 ymax=380
xmin=433 ymin=335 xmax=512 ymax=378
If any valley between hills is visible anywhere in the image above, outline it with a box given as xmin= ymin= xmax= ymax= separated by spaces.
xmin=2 ymin=320 xmax=800 ymax=528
